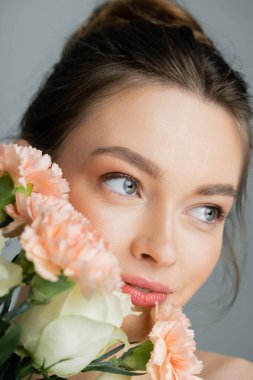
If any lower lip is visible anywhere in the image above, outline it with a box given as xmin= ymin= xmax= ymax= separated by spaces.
xmin=122 ymin=283 xmax=168 ymax=307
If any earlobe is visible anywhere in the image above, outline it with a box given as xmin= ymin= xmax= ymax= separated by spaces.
xmin=14 ymin=139 xmax=30 ymax=147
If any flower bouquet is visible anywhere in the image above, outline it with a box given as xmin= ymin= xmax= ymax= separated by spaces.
xmin=0 ymin=143 xmax=203 ymax=379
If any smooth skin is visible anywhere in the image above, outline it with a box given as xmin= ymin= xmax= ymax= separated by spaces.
xmin=21 ymin=85 xmax=253 ymax=379
xmin=56 ymin=84 xmax=241 ymax=339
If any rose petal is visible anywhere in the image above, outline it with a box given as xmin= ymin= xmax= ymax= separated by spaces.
xmin=0 ymin=257 xmax=22 ymax=297
xmin=34 ymin=315 xmax=128 ymax=376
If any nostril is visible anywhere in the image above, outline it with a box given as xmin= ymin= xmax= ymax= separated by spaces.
xmin=141 ymin=253 xmax=156 ymax=262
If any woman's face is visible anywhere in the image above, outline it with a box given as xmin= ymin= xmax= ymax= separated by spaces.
xmin=57 ymin=85 xmax=242 ymax=310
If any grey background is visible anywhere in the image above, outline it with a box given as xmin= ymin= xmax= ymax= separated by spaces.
xmin=0 ymin=0 xmax=252 ymax=362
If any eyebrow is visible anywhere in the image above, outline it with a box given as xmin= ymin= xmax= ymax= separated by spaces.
xmin=194 ymin=184 xmax=237 ymax=198
xmin=90 ymin=145 xmax=237 ymax=198
xmin=91 ymin=145 xmax=163 ymax=179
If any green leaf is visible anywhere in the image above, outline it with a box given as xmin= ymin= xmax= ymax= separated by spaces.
xmin=0 ymin=285 xmax=17 ymax=317
xmin=15 ymin=344 xmax=30 ymax=358
xmin=0 ymin=174 xmax=15 ymax=208
xmin=0 ymin=319 xmax=10 ymax=335
xmin=83 ymin=362 xmax=146 ymax=376
xmin=19 ymin=357 xmax=34 ymax=378
xmin=0 ymin=323 xmax=21 ymax=366
xmin=31 ymin=274 xmax=75 ymax=304
xmin=0 ymin=209 xmax=13 ymax=228
xmin=0 ymin=174 xmax=15 ymax=227
xmin=119 ymin=340 xmax=153 ymax=371
xmin=15 ymin=250 xmax=35 ymax=282
xmin=92 ymin=343 xmax=126 ymax=363
xmin=15 ymin=183 xmax=33 ymax=197
xmin=2 ymin=300 xmax=31 ymax=323
xmin=0 ymin=354 xmax=21 ymax=380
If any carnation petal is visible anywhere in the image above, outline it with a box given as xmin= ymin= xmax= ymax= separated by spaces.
xmin=20 ymin=206 xmax=121 ymax=294
xmin=0 ymin=144 xmax=20 ymax=183
xmin=147 ymin=308 xmax=203 ymax=380
xmin=0 ymin=143 xmax=69 ymax=199
xmin=3 ymin=192 xmax=32 ymax=237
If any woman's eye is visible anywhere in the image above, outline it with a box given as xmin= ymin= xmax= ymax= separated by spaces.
xmin=101 ymin=173 xmax=139 ymax=197
xmin=190 ymin=205 xmax=226 ymax=225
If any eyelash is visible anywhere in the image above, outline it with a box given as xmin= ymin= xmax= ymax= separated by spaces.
xmin=101 ymin=172 xmax=141 ymax=196
xmin=194 ymin=204 xmax=226 ymax=226
xmin=100 ymin=172 xmax=227 ymax=226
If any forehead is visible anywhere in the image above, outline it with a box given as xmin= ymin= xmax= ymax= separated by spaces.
xmin=66 ymin=85 xmax=243 ymax=189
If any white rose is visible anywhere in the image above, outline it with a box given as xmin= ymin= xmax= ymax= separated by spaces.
xmin=0 ymin=230 xmax=7 ymax=253
xmin=0 ymin=246 xmax=22 ymax=297
xmin=18 ymin=286 xmax=137 ymax=377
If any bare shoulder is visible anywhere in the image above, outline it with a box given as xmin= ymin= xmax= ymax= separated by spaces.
xmin=196 ymin=350 xmax=253 ymax=380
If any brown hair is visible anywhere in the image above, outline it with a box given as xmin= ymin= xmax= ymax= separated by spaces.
xmin=62 ymin=0 xmax=214 ymax=55
xmin=19 ymin=0 xmax=253 ymax=310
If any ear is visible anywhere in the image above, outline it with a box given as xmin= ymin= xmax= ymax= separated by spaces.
xmin=13 ymin=139 xmax=30 ymax=147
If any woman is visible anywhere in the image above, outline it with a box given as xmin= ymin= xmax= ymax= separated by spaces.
xmin=15 ymin=0 xmax=253 ymax=378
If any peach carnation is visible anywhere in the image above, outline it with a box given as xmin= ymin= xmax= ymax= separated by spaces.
xmin=3 ymin=193 xmax=74 ymax=238
xmin=154 ymin=301 xmax=175 ymax=322
xmin=0 ymin=143 xmax=69 ymax=199
xmin=0 ymin=143 xmax=20 ymax=183
xmin=20 ymin=206 xmax=122 ymax=297
xmin=147 ymin=307 xmax=203 ymax=380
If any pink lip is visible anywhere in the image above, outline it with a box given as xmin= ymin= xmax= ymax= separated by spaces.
xmin=121 ymin=273 xmax=172 ymax=307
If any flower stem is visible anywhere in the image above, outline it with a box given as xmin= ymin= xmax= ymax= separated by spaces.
xmin=20 ymin=363 xmax=34 ymax=379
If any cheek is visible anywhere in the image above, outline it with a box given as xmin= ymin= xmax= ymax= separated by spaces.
xmin=178 ymin=230 xmax=224 ymax=306
xmin=67 ymin=177 xmax=136 ymax=262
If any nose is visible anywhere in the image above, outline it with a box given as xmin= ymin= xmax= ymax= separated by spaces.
xmin=130 ymin=202 xmax=178 ymax=267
